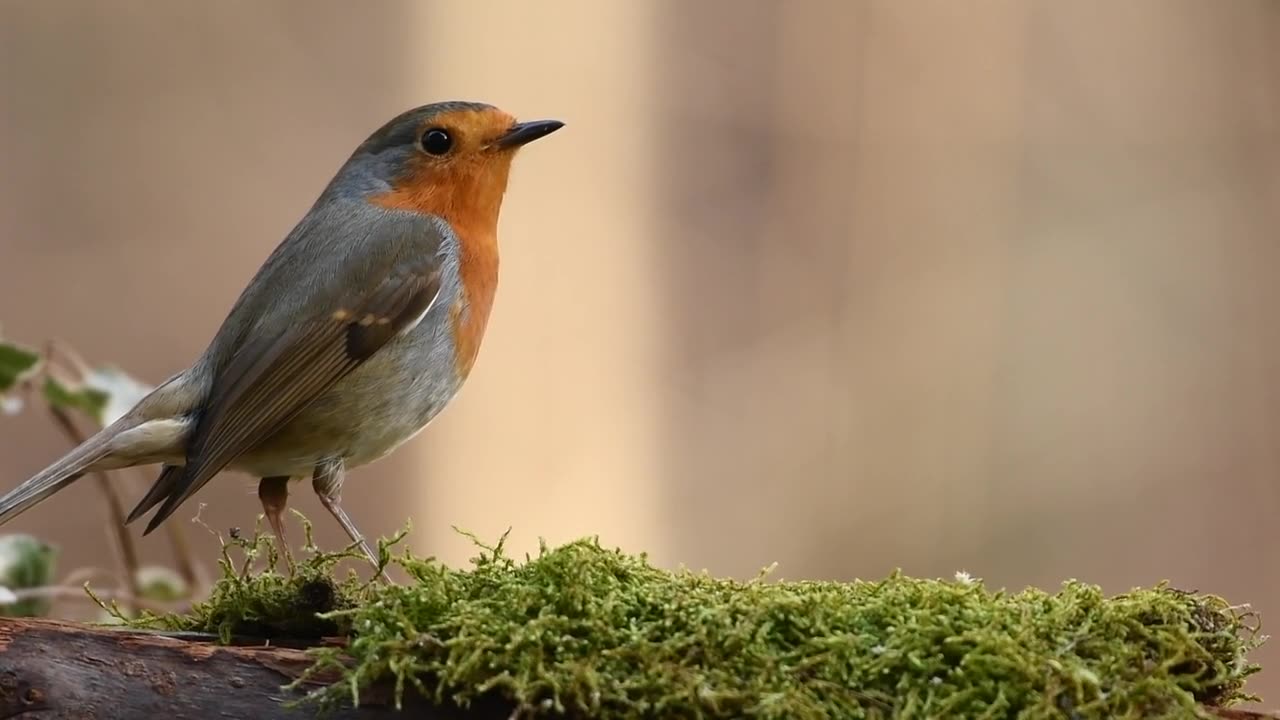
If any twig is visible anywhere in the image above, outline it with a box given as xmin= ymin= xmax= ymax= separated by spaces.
xmin=45 ymin=405 xmax=142 ymax=614
xmin=41 ymin=339 xmax=210 ymax=599
xmin=124 ymin=465 xmax=210 ymax=595
xmin=165 ymin=517 xmax=207 ymax=590
xmin=119 ymin=466 xmax=210 ymax=595
xmin=46 ymin=566 xmax=116 ymax=616
xmin=10 ymin=585 xmax=172 ymax=614
xmin=126 ymin=464 xmax=208 ymax=592
xmin=42 ymin=338 xmax=92 ymax=379
xmin=57 ymin=566 xmax=115 ymax=587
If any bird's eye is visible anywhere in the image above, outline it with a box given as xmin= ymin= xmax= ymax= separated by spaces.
xmin=420 ymin=128 xmax=453 ymax=155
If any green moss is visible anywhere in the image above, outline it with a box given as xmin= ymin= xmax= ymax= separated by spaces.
xmin=118 ymin=514 xmax=372 ymax=642
xmin=121 ymin=522 xmax=1264 ymax=719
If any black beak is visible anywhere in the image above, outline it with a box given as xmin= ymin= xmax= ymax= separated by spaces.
xmin=494 ymin=119 xmax=564 ymax=150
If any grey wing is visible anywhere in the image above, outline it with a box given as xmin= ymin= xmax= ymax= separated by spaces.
xmin=128 ymin=212 xmax=447 ymax=534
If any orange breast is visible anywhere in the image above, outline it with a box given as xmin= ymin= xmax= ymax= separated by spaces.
xmin=447 ymin=220 xmax=499 ymax=379
xmin=366 ymin=186 xmax=502 ymax=380
xmin=366 ymin=136 xmax=512 ymax=381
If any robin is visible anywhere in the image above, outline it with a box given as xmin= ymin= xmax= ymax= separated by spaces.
xmin=0 ymin=101 xmax=563 ymax=575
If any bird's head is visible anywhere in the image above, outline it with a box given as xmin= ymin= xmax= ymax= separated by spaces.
xmin=333 ymin=101 xmax=563 ymax=230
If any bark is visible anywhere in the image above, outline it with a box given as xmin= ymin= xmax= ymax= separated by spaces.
xmin=0 ymin=617 xmax=512 ymax=719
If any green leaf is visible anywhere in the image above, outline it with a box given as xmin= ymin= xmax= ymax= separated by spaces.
xmin=0 ymin=340 xmax=40 ymax=394
xmin=83 ymin=366 xmax=153 ymax=427
xmin=40 ymin=366 xmax=152 ymax=427
xmin=0 ymin=534 xmax=57 ymax=617
xmin=42 ymin=376 xmax=109 ymax=423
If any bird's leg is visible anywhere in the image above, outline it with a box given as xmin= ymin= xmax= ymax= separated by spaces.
xmin=312 ymin=459 xmax=389 ymax=582
xmin=257 ymin=476 xmax=295 ymax=573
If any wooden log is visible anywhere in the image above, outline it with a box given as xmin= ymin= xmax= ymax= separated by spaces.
xmin=0 ymin=617 xmax=514 ymax=719
xmin=0 ymin=617 xmax=1271 ymax=719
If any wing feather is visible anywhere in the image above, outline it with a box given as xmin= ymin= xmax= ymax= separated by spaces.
xmin=129 ymin=215 xmax=446 ymax=533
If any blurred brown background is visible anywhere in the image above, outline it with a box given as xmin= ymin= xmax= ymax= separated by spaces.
xmin=2 ymin=0 xmax=1279 ymax=707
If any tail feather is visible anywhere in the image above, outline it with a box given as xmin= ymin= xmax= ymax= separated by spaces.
xmin=0 ymin=372 xmax=198 ymax=528
xmin=124 ymin=464 xmax=183 ymax=526
xmin=0 ymin=429 xmax=116 ymax=526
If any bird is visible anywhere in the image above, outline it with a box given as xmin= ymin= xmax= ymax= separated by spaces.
xmin=0 ymin=100 xmax=563 ymax=575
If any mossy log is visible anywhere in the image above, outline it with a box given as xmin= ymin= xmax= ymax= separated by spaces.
xmin=0 ymin=617 xmax=515 ymax=719
xmin=8 ymin=531 xmax=1263 ymax=718
xmin=0 ymin=618 xmax=1270 ymax=720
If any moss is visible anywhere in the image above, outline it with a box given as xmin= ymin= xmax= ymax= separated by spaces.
xmin=122 ymin=522 xmax=1264 ymax=719
xmin=119 ymin=514 xmax=370 ymax=642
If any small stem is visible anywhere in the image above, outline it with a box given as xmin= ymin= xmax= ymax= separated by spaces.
xmin=43 ymin=339 xmax=209 ymax=600
xmin=164 ymin=516 xmax=207 ymax=590
xmin=46 ymin=406 xmax=142 ymax=614
xmin=43 ymin=338 xmax=92 ymax=378
xmin=47 ymin=566 xmax=116 ymax=616
xmin=124 ymin=466 xmax=209 ymax=595
xmin=10 ymin=585 xmax=170 ymax=614
xmin=58 ymin=567 xmax=116 ymax=587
